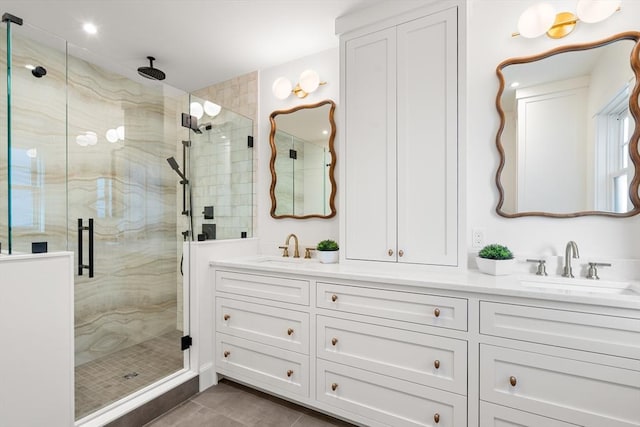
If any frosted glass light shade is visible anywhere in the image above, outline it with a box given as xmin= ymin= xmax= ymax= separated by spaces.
xmin=299 ymin=69 xmax=320 ymax=93
xmin=85 ymin=131 xmax=98 ymax=146
xmin=106 ymin=129 xmax=118 ymax=143
xmin=116 ymin=126 xmax=125 ymax=141
xmin=272 ymin=77 xmax=292 ymax=100
xmin=203 ymin=100 xmax=221 ymax=117
xmin=576 ymin=0 xmax=621 ymax=23
xmin=517 ymin=3 xmax=556 ymax=38
xmin=190 ymin=101 xmax=204 ymax=120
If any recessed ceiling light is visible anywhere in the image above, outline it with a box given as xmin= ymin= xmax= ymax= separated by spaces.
xmin=83 ymin=23 xmax=97 ymax=35
xmin=510 ymin=82 xmax=520 ymax=88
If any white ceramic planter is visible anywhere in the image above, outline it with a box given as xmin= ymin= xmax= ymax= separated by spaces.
xmin=476 ymin=257 xmax=515 ymax=276
xmin=318 ymin=250 xmax=339 ymax=264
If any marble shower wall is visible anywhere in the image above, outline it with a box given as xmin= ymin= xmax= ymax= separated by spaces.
xmin=0 ymin=27 xmax=187 ymax=366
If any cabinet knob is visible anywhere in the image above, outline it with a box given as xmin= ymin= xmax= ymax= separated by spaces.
xmin=388 ymin=249 xmax=394 ymax=256
xmin=223 ymin=314 xmax=230 ymax=321
xmin=331 ymin=337 xmax=338 ymax=346
xmin=434 ymin=413 xmax=440 ymax=424
xmin=434 ymin=360 xmax=440 ymax=369
xmin=223 ymin=351 xmax=230 ymax=358
xmin=398 ymin=249 xmax=404 ymax=257
xmin=331 ymin=383 xmax=339 ymax=391
xmin=287 ymin=328 xmax=294 ymax=336
xmin=434 ymin=308 xmax=441 ymax=318
xmin=287 ymin=369 xmax=294 ymax=378
xmin=509 ymin=376 xmax=517 ymax=387
xmin=331 ymin=294 xmax=338 ymax=302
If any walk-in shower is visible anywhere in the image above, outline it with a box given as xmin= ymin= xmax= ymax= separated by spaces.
xmin=1 ymin=13 xmax=253 ymax=423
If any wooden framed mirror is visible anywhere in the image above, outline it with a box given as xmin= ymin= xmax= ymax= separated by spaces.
xmin=495 ymin=31 xmax=640 ymax=218
xmin=269 ymin=99 xmax=336 ymax=219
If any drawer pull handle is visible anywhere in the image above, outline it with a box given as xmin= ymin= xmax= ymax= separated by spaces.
xmin=434 ymin=360 xmax=440 ymax=369
xmin=223 ymin=314 xmax=230 ymax=321
xmin=223 ymin=351 xmax=230 ymax=358
xmin=434 ymin=413 xmax=440 ymax=424
xmin=434 ymin=308 xmax=441 ymax=317
xmin=287 ymin=369 xmax=294 ymax=377
xmin=398 ymin=249 xmax=404 ymax=257
xmin=331 ymin=337 xmax=338 ymax=346
xmin=331 ymin=383 xmax=338 ymax=391
xmin=509 ymin=376 xmax=517 ymax=387
xmin=287 ymin=328 xmax=294 ymax=336
xmin=388 ymin=249 xmax=394 ymax=256
xmin=331 ymin=294 xmax=338 ymax=302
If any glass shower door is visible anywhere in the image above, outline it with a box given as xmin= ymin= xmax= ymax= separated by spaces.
xmin=67 ymin=46 xmax=189 ymax=420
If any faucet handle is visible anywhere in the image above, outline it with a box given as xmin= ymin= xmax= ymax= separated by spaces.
xmin=304 ymin=247 xmax=316 ymax=259
xmin=586 ymin=262 xmax=612 ymax=280
xmin=278 ymin=245 xmax=289 ymax=258
xmin=526 ymin=259 xmax=548 ymax=276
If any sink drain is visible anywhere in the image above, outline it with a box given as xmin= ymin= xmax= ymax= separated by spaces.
xmin=123 ymin=372 xmax=139 ymax=380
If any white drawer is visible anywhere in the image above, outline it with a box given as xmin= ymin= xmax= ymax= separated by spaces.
xmin=317 ymin=316 xmax=466 ymax=395
xmin=480 ymin=344 xmax=640 ymax=427
xmin=480 ymin=401 xmax=580 ymax=427
xmin=317 ymin=359 xmax=466 ymax=427
xmin=317 ymin=282 xmax=467 ymax=331
xmin=215 ymin=333 xmax=309 ymax=398
xmin=216 ymin=298 xmax=309 ymax=354
xmin=215 ymin=270 xmax=310 ymax=305
xmin=480 ymin=301 xmax=640 ymax=359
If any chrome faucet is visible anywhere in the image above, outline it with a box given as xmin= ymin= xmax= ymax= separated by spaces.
xmin=562 ymin=241 xmax=580 ymax=278
xmin=284 ymin=233 xmax=300 ymax=258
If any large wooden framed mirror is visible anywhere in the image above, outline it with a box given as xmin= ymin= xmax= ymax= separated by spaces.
xmin=269 ymin=99 xmax=336 ymax=219
xmin=495 ymin=31 xmax=640 ymax=218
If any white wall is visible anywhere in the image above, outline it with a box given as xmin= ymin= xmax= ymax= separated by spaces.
xmin=257 ymin=48 xmax=339 ymax=255
xmin=467 ymin=0 xmax=640 ymax=260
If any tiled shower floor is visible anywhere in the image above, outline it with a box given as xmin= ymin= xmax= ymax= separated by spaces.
xmin=75 ymin=330 xmax=184 ymax=420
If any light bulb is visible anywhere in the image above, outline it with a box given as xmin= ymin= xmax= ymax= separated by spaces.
xmin=83 ymin=23 xmax=97 ymax=35
xmin=190 ymin=102 xmax=204 ymax=120
xmin=517 ymin=3 xmax=556 ymax=38
xmin=299 ymin=69 xmax=320 ymax=94
xmin=204 ymin=100 xmax=221 ymax=117
xmin=272 ymin=77 xmax=292 ymax=100
xmin=106 ymin=129 xmax=118 ymax=143
xmin=576 ymin=0 xmax=620 ymax=23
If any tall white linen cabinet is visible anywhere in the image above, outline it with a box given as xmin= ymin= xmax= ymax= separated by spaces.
xmin=341 ymin=2 xmax=461 ymax=267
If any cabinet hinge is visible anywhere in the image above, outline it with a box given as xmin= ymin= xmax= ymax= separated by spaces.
xmin=247 ymin=135 xmax=254 ymax=148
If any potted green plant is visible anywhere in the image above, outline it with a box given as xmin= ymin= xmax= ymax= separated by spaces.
xmin=476 ymin=243 xmax=515 ymax=276
xmin=316 ymin=239 xmax=339 ymax=264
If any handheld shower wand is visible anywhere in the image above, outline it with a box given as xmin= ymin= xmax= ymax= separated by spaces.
xmin=166 ymin=157 xmax=188 ymax=183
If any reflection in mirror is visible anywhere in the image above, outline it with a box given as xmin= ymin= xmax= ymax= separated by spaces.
xmin=496 ymin=32 xmax=640 ymax=218
xmin=269 ymin=100 xmax=336 ymax=219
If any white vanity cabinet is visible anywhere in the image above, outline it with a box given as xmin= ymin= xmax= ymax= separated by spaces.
xmin=214 ymin=270 xmax=311 ymax=399
xmin=479 ymin=301 xmax=640 ymax=427
xmin=342 ymin=4 xmax=459 ymax=266
xmin=315 ymin=282 xmax=468 ymax=427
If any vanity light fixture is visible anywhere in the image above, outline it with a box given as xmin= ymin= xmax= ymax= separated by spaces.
xmin=513 ymin=0 xmax=621 ymax=39
xmin=272 ymin=69 xmax=327 ymax=100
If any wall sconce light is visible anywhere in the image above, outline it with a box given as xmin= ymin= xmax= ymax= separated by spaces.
xmin=189 ymin=100 xmax=222 ymax=120
xmin=272 ymin=69 xmax=326 ymax=100
xmin=513 ymin=0 xmax=621 ymax=39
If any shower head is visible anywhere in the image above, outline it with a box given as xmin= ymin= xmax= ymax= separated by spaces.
xmin=138 ymin=56 xmax=166 ymax=81
xmin=166 ymin=157 xmax=188 ymax=183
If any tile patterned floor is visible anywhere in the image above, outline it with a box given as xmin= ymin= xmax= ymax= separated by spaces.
xmin=144 ymin=379 xmax=357 ymax=427
xmin=75 ymin=330 xmax=184 ymax=420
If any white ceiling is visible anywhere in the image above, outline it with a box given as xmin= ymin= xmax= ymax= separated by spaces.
xmin=0 ymin=0 xmax=389 ymax=92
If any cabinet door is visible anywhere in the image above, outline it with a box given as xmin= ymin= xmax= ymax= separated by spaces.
xmin=397 ymin=7 xmax=458 ymax=266
xmin=344 ymin=27 xmax=397 ymax=262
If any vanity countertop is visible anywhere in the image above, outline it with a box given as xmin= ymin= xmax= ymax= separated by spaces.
xmin=211 ymin=256 xmax=640 ymax=310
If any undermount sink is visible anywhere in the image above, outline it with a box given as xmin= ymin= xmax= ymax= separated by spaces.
xmin=254 ymin=257 xmax=320 ymax=267
xmin=519 ymin=276 xmax=640 ymax=295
